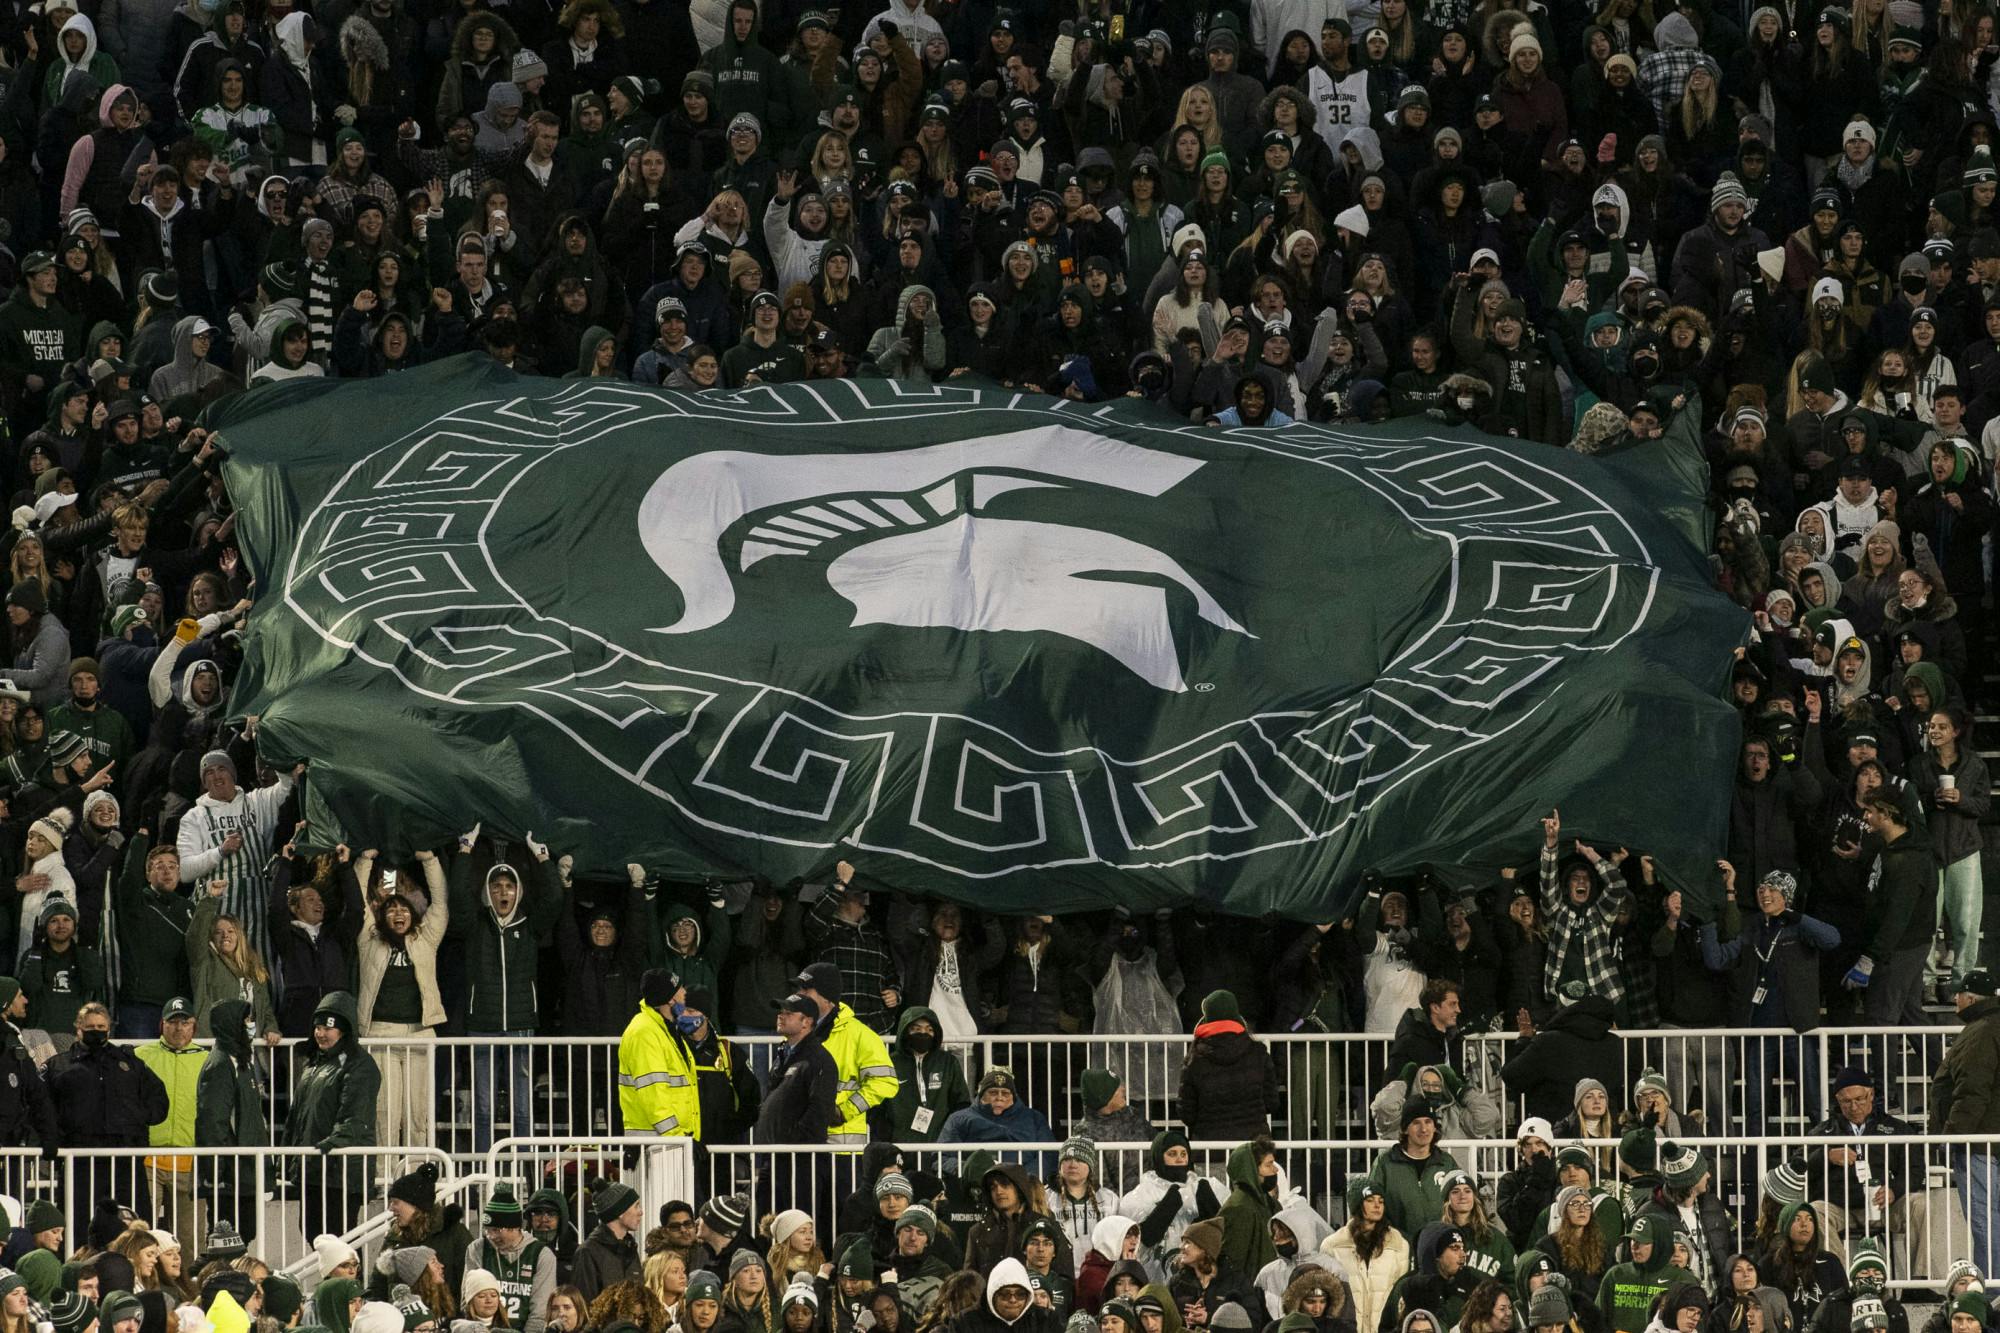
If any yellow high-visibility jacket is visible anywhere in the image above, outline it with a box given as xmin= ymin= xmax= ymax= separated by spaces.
xmin=618 ymin=1003 xmax=701 ymax=1138
xmin=822 ymin=1002 xmax=898 ymax=1146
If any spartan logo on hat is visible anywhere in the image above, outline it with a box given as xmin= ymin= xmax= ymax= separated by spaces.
xmin=637 ymin=431 xmax=1254 ymax=692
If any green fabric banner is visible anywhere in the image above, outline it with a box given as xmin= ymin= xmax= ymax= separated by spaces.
xmin=214 ymin=357 xmax=1746 ymax=918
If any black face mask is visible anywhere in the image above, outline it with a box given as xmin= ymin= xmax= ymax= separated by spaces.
xmin=903 ymin=1031 xmax=935 ymax=1055
xmin=1158 ymin=1162 xmax=1190 ymax=1183
xmin=1904 ymin=276 xmax=1928 ymax=295
xmin=1275 ymin=1239 xmax=1298 ymax=1259
xmin=81 ymin=1029 xmax=110 ymax=1049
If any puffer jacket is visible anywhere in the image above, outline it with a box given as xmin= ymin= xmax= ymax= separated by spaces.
xmin=447 ymin=855 xmax=558 ymax=1031
xmin=1323 ymin=1221 xmax=1410 ymax=1333
xmin=282 ymin=991 xmax=381 ymax=1150
xmin=1177 ymin=1022 xmax=1279 ymax=1142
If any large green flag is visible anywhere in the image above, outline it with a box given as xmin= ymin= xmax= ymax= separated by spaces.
xmin=214 ymin=357 xmax=1745 ymax=919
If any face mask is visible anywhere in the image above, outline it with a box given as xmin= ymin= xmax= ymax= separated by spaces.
xmin=1275 ymin=1240 xmax=1298 ymax=1259
xmin=1903 ymin=276 xmax=1928 ymax=295
xmin=1158 ymin=1163 xmax=1189 ymax=1183
xmin=198 ymin=0 xmax=222 ymax=12
xmin=1456 ymin=396 xmax=1476 ymax=411
xmin=81 ymin=1029 xmax=110 ymax=1049
xmin=902 ymin=1031 xmax=935 ymax=1054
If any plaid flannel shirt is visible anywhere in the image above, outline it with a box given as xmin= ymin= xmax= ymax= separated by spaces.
xmin=1639 ymin=47 xmax=1705 ymax=133
xmin=1540 ymin=845 xmax=1635 ymax=1005
xmin=807 ymin=892 xmax=897 ymax=1032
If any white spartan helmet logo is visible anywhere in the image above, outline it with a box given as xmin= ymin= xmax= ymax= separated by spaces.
xmin=639 ymin=428 xmax=1253 ymax=692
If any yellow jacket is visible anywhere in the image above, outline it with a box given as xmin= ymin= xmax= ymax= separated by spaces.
xmin=618 ymin=1003 xmax=701 ymax=1139
xmin=822 ymin=1003 xmax=898 ymax=1147
xmin=135 ymin=1039 xmax=204 ymax=1171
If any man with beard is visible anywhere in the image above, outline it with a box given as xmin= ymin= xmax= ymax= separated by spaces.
xmin=396 ymin=112 xmax=508 ymax=200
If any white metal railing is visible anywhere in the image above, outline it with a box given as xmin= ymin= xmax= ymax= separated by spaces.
xmin=697 ymin=1135 xmax=2000 ymax=1288
xmin=71 ymin=1024 xmax=1959 ymax=1159
xmin=5 ymin=1134 xmax=1991 ymax=1292
xmin=484 ymin=1136 xmax=697 ymax=1233
xmin=0 ymin=1146 xmax=449 ymax=1275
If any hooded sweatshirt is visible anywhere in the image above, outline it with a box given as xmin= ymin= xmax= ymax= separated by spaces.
xmin=1253 ymin=1201 xmax=1334 ymax=1317
xmin=867 ymin=284 xmax=946 ymax=380
xmin=697 ymin=8 xmax=791 ymax=140
xmin=889 ymin=1003 xmax=969 ymax=1142
xmin=149 ymin=315 xmax=230 ymax=403
xmin=1218 ymin=1141 xmax=1283 ymax=1277
xmin=42 ymin=15 xmax=122 ymax=111
xmin=447 ymin=856 xmax=555 ymax=1031
xmin=196 ymin=996 xmax=269 ymax=1146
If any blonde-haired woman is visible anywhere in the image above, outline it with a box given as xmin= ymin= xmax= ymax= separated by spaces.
xmin=1169 ymin=86 xmax=1223 ymax=152
xmin=188 ymin=880 xmax=279 ymax=1041
xmin=644 ymin=1250 xmax=689 ymax=1327
xmin=347 ymin=846 xmax=449 ymax=1151
xmin=8 ymin=534 xmax=54 ymax=614
xmin=1664 ymin=61 xmax=1733 ymax=180
xmin=0 ymin=1269 xmax=34 ymax=1333
xmin=764 ymin=1210 xmax=823 ymax=1283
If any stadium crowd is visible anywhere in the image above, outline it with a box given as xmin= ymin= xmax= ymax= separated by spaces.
xmin=1 ymin=1 xmax=2000 ymax=1333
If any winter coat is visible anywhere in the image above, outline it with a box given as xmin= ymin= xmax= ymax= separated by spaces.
xmin=1499 ymin=996 xmax=1624 ymax=1125
xmin=447 ymin=855 xmax=558 ymax=1032
xmin=195 ymin=997 xmax=268 ymax=1146
xmin=112 ymin=833 xmax=193 ymax=1009
xmin=1177 ymin=1023 xmax=1280 ymax=1142
xmin=1669 ymin=214 xmax=1769 ymax=313
xmin=1323 ymin=1224 xmax=1409 ymax=1333
xmin=282 ymin=991 xmax=380 ymax=1150
xmin=47 ymin=1033 xmax=170 ymax=1146
xmin=1700 ymin=908 xmax=1838 ymax=1031
xmin=753 ymin=1020 xmax=842 ymax=1144
xmin=1380 ymin=1223 xmax=1480 ymax=1333
xmin=555 ymin=883 xmax=652 ymax=1037
xmin=1363 ymin=1145 xmax=1461 ymax=1240
xmin=1218 ymin=1140 xmax=1281 ymax=1277
xmin=1930 ymin=995 xmax=2000 ymax=1133
xmin=348 ymin=854 xmax=449 ymax=1031
xmin=267 ymin=858 xmax=353 ymax=1037
xmin=949 ymin=1261 xmax=1066 ymax=1333
xmin=571 ymin=1222 xmax=641 ymax=1303
xmin=1906 ymin=745 xmax=1990 ymax=867
xmin=965 ymin=1165 xmax=1071 ymax=1274
xmin=889 ymin=1005 xmax=970 ymax=1141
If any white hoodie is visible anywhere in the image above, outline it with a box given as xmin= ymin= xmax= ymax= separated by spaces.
xmin=986 ymin=1259 xmax=1036 ymax=1324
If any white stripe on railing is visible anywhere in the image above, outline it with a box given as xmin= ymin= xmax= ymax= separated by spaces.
xmin=0 ymin=1146 xmax=450 ymax=1281
xmin=209 ymin=1025 xmax=1962 ymax=1154
xmin=14 ymin=1134 xmax=1985 ymax=1295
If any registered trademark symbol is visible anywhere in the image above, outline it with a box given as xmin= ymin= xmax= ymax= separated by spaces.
xmin=1193 ymin=682 xmax=1215 ymax=692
